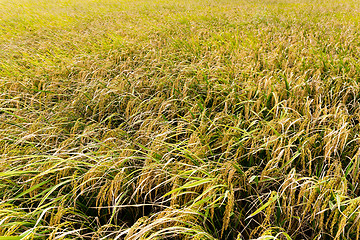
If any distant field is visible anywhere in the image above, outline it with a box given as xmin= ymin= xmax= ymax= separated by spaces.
xmin=1 ymin=0 xmax=360 ymax=239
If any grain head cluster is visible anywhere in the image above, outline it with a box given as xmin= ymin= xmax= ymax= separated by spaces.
xmin=0 ymin=0 xmax=360 ymax=239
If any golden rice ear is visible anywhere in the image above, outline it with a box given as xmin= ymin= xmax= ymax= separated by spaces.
xmin=335 ymin=198 xmax=360 ymax=240
xmin=221 ymin=185 xmax=234 ymax=238
xmin=2 ymin=0 xmax=360 ymax=239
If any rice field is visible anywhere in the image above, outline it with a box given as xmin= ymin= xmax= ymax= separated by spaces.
xmin=1 ymin=0 xmax=360 ymax=239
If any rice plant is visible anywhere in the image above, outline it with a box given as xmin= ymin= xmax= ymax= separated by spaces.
xmin=1 ymin=0 xmax=360 ymax=239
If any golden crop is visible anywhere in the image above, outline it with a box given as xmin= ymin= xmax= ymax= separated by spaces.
xmin=1 ymin=0 xmax=360 ymax=239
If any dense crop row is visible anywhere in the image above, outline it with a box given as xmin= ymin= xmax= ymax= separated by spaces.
xmin=1 ymin=0 xmax=360 ymax=239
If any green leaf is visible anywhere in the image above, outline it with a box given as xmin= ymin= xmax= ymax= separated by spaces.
xmin=247 ymin=192 xmax=279 ymax=219
xmin=163 ymin=179 xmax=213 ymax=197
xmin=14 ymin=180 xmax=51 ymax=199
xmin=0 ymin=237 xmax=24 ymax=240
xmin=0 ymin=171 xmax=39 ymax=177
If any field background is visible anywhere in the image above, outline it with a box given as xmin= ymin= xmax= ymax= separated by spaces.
xmin=1 ymin=0 xmax=360 ymax=239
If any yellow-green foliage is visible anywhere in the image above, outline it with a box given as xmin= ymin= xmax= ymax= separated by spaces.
xmin=1 ymin=0 xmax=360 ymax=239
